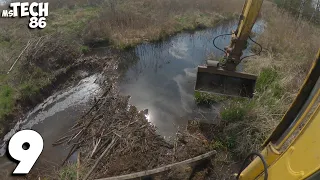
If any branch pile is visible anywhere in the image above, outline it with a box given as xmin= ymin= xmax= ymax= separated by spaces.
xmin=53 ymin=55 xmax=211 ymax=180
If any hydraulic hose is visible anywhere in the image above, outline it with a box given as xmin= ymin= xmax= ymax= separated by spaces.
xmin=212 ymin=34 xmax=263 ymax=60
xmin=212 ymin=33 xmax=233 ymax=55
xmin=240 ymin=36 xmax=263 ymax=60
xmin=236 ymin=152 xmax=268 ymax=180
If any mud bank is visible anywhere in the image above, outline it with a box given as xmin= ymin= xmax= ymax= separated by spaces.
xmin=0 ymin=56 xmax=116 ymax=178
xmin=0 ymin=56 xmax=103 ymax=138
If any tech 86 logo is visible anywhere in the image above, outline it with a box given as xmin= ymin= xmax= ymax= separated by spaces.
xmin=1 ymin=2 xmax=49 ymax=29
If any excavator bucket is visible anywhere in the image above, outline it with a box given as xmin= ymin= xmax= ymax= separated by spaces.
xmin=195 ymin=66 xmax=257 ymax=98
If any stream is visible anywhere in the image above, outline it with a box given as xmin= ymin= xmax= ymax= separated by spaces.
xmin=0 ymin=20 xmax=264 ymax=177
xmin=120 ymin=20 xmax=264 ymax=137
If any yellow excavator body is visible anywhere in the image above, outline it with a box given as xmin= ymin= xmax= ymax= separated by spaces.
xmin=239 ymin=49 xmax=320 ymax=180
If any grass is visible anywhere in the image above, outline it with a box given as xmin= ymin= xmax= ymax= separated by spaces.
xmin=255 ymin=67 xmax=279 ymax=92
xmin=194 ymin=91 xmax=228 ymax=105
xmin=78 ymin=0 xmax=243 ymax=48
xmin=18 ymin=65 xmax=52 ymax=100
xmin=58 ymin=164 xmax=78 ymax=180
xmin=221 ymin=103 xmax=248 ymax=123
xmin=0 ymin=85 xmax=15 ymax=119
xmin=80 ymin=45 xmax=90 ymax=54
xmin=209 ymin=140 xmax=226 ymax=150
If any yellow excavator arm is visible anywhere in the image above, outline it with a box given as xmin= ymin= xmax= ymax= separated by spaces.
xmin=223 ymin=0 xmax=263 ymax=71
xmin=195 ymin=0 xmax=264 ymax=98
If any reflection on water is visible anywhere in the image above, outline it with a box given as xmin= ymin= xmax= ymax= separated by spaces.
xmin=120 ymin=20 xmax=265 ymax=137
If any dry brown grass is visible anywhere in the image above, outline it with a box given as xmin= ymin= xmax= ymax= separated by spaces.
xmin=85 ymin=0 xmax=244 ymax=47
xmin=254 ymin=4 xmax=320 ymax=84
xmin=247 ymin=4 xmax=320 ymax=99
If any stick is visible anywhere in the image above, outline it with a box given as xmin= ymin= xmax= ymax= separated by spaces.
xmin=32 ymin=36 xmax=44 ymax=53
xmin=77 ymin=152 xmax=81 ymax=180
xmin=83 ymin=138 xmax=118 ymax=180
xmin=7 ymin=40 xmax=31 ymax=74
xmin=55 ymin=86 xmax=111 ymax=147
xmin=32 ymin=36 xmax=49 ymax=57
xmin=77 ymin=91 xmax=111 ymax=140
xmin=62 ymin=145 xmax=79 ymax=165
xmin=63 ymin=95 xmax=111 ymax=163
xmin=90 ymin=138 xmax=101 ymax=159
xmin=81 ymin=87 xmax=111 ymax=119
xmin=67 ymin=129 xmax=84 ymax=144
xmin=95 ymin=151 xmax=216 ymax=180
xmin=52 ymin=135 xmax=72 ymax=146
xmin=91 ymin=139 xmax=111 ymax=158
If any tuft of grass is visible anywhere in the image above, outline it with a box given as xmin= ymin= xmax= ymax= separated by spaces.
xmin=0 ymin=85 xmax=15 ymax=118
xmin=59 ymin=164 xmax=77 ymax=180
xmin=80 ymin=45 xmax=90 ymax=53
xmin=18 ymin=67 xmax=52 ymax=102
xmin=194 ymin=91 xmax=227 ymax=105
xmin=224 ymin=135 xmax=237 ymax=150
xmin=221 ymin=105 xmax=247 ymax=122
xmin=208 ymin=136 xmax=237 ymax=152
xmin=256 ymin=67 xmax=279 ymax=92
xmin=220 ymin=100 xmax=254 ymax=122
xmin=19 ymin=83 xmax=40 ymax=101
xmin=208 ymin=140 xmax=226 ymax=151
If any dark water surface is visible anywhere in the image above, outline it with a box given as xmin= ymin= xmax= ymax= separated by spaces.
xmin=120 ymin=20 xmax=264 ymax=137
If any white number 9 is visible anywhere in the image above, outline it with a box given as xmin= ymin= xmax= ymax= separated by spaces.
xmin=8 ymin=130 xmax=43 ymax=174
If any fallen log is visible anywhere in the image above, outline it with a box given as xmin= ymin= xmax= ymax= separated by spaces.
xmin=95 ymin=150 xmax=216 ymax=180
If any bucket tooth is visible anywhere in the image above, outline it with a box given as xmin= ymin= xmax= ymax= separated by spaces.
xmin=195 ymin=66 xmax=257 ymax=98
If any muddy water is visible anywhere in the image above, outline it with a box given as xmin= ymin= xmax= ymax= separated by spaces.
xmin=0 ymin=74 xmax=102 ymax=176
xmin=120 ymin=20 xmax=264 ymax=137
